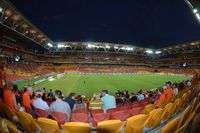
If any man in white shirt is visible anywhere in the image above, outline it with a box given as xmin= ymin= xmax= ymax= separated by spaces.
xmin=33 ymin=89 xmax=49 ymax=111
xmin=101 ymin=90 xmax=116 ymax=112
xmin=50 ymin=90 xmax=71 ymax=120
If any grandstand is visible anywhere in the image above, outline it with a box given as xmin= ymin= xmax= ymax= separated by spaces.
xmin=0 ymin=0 xmax=200 ymax=133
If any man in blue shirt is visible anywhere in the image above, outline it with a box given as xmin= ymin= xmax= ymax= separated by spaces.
xmin=101 ymin=90 xmax=116 ymax=112
xmin=64 ymin=92 xmax=76 ymax=111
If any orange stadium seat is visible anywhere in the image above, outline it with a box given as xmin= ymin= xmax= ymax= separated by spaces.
xmin=161 ymin=117 xmax=181 ymax=133
xmin=125 ymin=114 xmax=149 ymax=133
xmin=97 ymin=120 xmax=125 ymax=133
xmin=61 ymin=122 xmax=90 ymax=133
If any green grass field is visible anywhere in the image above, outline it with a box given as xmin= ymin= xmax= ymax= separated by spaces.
xmin=16 ymin=73 xmax=190 ymax=97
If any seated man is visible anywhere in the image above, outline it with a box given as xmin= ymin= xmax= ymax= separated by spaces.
xmin=137 ymin=91 xmax=145 ymax=101
xmin=4 ymin=83 xmax=20 ymax=111
xmin=155 ymin=87 xmax=166 ymax=108
xmin=33 ymin=89 xmax=49 ymax=111
xmin=101 ymin=90 xmax=116 ymax=112
xmin=50 ymin=90 xmax=71 ymax=120
xmin=22 ymin=86 xmax=34 ymax=108
xmin=164 ymin=81 xmax=174 ymax=100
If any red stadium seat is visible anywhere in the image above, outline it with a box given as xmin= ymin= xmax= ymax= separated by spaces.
xmin=92 ymin=113 xmax=110 ymax=127
xmin=91 ymin=109 xmax=104 ymax=116
xmin=35 ymin=108 xmax=48 ymax=118
xmin=107 ymin=108 xmax=118 ymax=118
xmin=51 ymin=112 xmax=67 ymax=126
xmin=111 ymin=110 xmax=130 ymax=121
xmin=130 ymin=103 xmax=141 ymax=109
xmin=24 ymin=106 xmax=33 ymax=114
xmin=73 ymin=109 xmax=88 ymax=114
xmin=71 ymin=113 xmax=88 ymax=123
xmin=129 ymin=107 xmax=143 ymax=116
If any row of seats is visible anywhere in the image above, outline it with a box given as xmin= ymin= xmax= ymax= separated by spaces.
xmin=0 ymin=83 xmax=198 ymax=133
xmin=161 ymin=90 xmax=200 ymax=133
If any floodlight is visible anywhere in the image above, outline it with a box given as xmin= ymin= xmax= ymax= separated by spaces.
xmin=0 ymin=7 xmax=3 ymax=13
xmin=114 ymin=46 xmax=118 ymax=49
xmin=57 ymin=44 xmax=64 ymax=48
xmin=126 ymin=47 xmax=133 ymax=51
xmin=105 ymin=45 xmax=111 ymax=49
xmin=146 ymin=50 xmax=153 ymax=54
xmin=47 ymin=43 xmax=53 ymax=47
xmin=196 ymin=13 xmax=200 ymax=20
xmin=193 ymin=9 xmax=198 ymax=13
xmin=155 ymin=51 xmax=161 ymax=54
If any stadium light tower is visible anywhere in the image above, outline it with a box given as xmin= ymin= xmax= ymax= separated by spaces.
xmin=0 ymin=7 xmax=3 ymax=13
xmin=47 ymin=43 xmax=53 ymax=47
xmin=145 ymin=49 xmax=153 ymax=54
xmin=185 ymin=0 xmax=200 ymax=22
xmin=155 ymin=50 xmax=162 ymax=54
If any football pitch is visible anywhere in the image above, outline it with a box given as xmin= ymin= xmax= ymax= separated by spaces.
xmin=16 ymin=73 xmax=190 ymax=98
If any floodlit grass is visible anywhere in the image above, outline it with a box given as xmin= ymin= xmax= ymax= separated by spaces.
xmin=16 ymin=73 xmax=190 ymax=98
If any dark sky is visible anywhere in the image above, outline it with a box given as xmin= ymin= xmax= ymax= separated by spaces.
xmin=9 ymin=0 xmax=200 ymax=48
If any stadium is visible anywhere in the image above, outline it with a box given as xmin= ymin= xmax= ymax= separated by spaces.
xmin=0 ymin=0 xmax=200 ymax=133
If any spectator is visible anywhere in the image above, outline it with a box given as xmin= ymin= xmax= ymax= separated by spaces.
xmin=50 ymin=90 xmax=71 ymax=119
xmin=130 ymin=93 xmax=137 ymax=102
xmin=164 ymin=81 xmax=174 ymax=100
xmin=89 ymin=93 xmax=103 ymax=110
xmin=0 ymin=66 xmax=6 ymax=99
xmin=65 ymin=92 xmax=76 ymax=111
xmin=155 ymin=87 xmax=166 ymax=108
xmin=101 ymin=90 xmax=116 ymax=112
xmin=33 ymin=89 xmax=49 ymax=111
xmin=22 ymin=85 xmax=34 ymax=108
xmin=42 ymin=87 xmax=47 ymax=100
xmin=47 ymin=89 xmax=54 ymax=98
xmin=172 ymin=83 xmax=178 ymax=96
xmin=13 ymin=84 xmax=22 ymax=106
xmin=3 ymin=83 xmax=20 ymax=111
xmin=74 ymin=95 xmax=86 ymax=109
xmin=137 ymin=91 xmax=145 ymax=101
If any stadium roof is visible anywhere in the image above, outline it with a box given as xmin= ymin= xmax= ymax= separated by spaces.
xmin=0 ymin=0 xmax=200 ymax=54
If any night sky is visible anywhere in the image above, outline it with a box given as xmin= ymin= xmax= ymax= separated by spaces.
xmin=9 ymin=0 xmax=200 ymax=48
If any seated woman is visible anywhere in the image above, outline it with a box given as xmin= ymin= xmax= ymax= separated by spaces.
xmin=74 ymin=95 xmax=86 ymax=110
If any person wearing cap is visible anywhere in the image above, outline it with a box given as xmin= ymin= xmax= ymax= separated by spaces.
xmin=33 ymin=89 xmax=49 ymax=111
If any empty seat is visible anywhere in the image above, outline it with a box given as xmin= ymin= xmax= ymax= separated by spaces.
xmin=125 ymin=114 xmax=149 ymax=133
xmin=190 ymin=97 xmax=198 ymax=113
xmin=91 ymin=109 xmax=104 ymax=116
xmin=92 ymin=113 xmax=109 ymax=127
xmin=51 ymin=112 xmax=67 ymax=126
xmin=35 ymin=108 xmax=49 ymax=118
xmin=145 ymin=108 xmax=164 ymax=128
xmin=73 ymin=108 xmax=88 ymax=114
xmin=111 ymin=110 xmax=130 ymax=121
xmin=129 ymin=107 xmax=143 ymax=116
xmin=71 ymin=113 xmax=88 ymax=123
xmin=0 ymin=119 xmax=22 ymax=133
xmin=97 ymin=120 xmax=125 ymax=133
xmin=61 ymin=122 xmax=90 ymax=133
xmin=172 ymin=98 xmax=182 ymax=114
xmin=34 ymin=119 xmax=57 ymax=133
xmin=143 ymin=104 xmax=155 ymax=114
xmin=176 ymin=105 xmax=192 ymax=129
xmin=16 ymin=112 xmax=34 ymax=133
xmin=161 ymin=117 xmax=181 ymax=133
xmin=18 ymin=112 xmax=42 ymax=132
xmin=38 ymin=118 xmax=60 ymax=133
xmin=161 ymin=103 xmax=174 ymax=121
xmin=175 ymin=112 xmax=196 ymax=133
